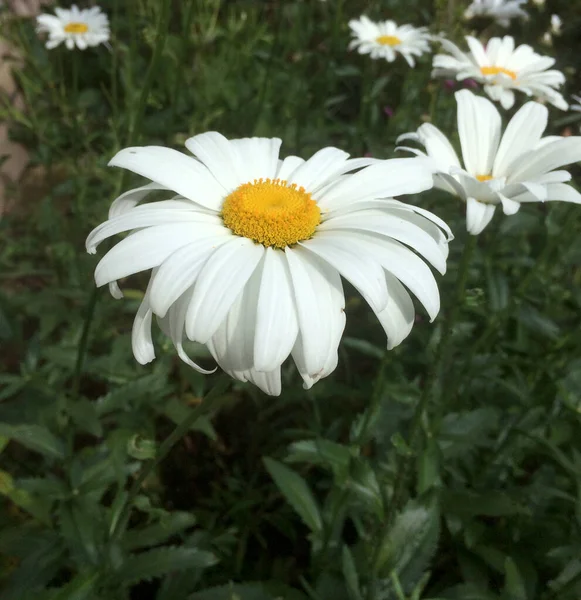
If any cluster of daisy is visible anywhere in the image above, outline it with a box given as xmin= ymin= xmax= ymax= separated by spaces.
xmin=27 ymin=2 xmax=581 ymax=396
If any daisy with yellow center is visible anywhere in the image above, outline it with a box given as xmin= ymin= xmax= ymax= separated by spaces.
xmin=398 ymin=90 xmax=581 ymax=235
xmin=36 ymin=5 xmax=109 ymax=51
xmin=86 ymin=133 xmax=452 ymax=395
xmin=432 ymin=35 xmax=567 ymax=110
xmin=349 ymin=16 xmax=432 ymax=67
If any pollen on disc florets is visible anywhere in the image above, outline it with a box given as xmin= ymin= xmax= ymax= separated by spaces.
xmin=221 ymin=178 xmax=321 ymax=249
xmin=64 ymin=22 xmax=89 ymax=33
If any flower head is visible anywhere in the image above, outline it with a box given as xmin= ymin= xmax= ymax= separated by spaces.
xmin=86 ymin=134 xmax=451 ymax=395
xmin=464 ymin=0 xmax=528 ymax=27
xmin=432 ymin=35 xmax=567 ymax=110
xmin=36 ymin=4 xmax=109 ymax=50
xmin=348 ymin=16 xmax=432 ymax=67
xmin=398 ymin=90 xmax=581 ymax=235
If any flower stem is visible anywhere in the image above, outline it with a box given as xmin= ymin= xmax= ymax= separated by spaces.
xmin=367 ymin=235 xmax=476 ymax=598
xmin=108 ymin=377 xmax=231 ymax=543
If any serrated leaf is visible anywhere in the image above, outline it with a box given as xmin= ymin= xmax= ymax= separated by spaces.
xmin=376 ymin=499 xmax=440 ymax=591
xmin=286 ymin=439 xmax=354 ymax=477
xmin=263 ymin=457 xmax=323 ymax=533
xmin=0 ymin=423 xmax=64 ymax=459
xmin=113 ymin=546 xmax=218 ymax=585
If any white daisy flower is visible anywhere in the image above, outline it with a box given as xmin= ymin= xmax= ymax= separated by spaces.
xmin=348 ymin=15 xmax=432 ymax=67
xmin=86 ymin=134 xmax=452 ymax=396
xmin=36 ymin=4 xmax=109 ymax=50
xmin=464 ymin=0 xmax=528 ymax=27
xmin=550 ymin=14 xmax=562 ymax=35
xmin=398 ymin=90 xmax=581 ymax=235
xmin=432 ymin=35 xmax=568 ymax=110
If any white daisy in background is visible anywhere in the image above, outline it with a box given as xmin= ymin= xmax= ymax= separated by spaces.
xmin=86 ymin=134 xmax=452 ymax=396
xmin=398 ymin=90 xmax=581 ymax=235
xmin=432 ymin=35 xmax=568 ymax=110
xmin=571 ymin=94 xmax=581 ymax=113
xmin=464 ymin=0 xmax=529 ymax=27
xmin=348 ymin=16 xmax=432 ymax=67
xmin=36 ymin=4 xmax=109 ymax=50
xmin=550 ymin=14 xmax=562 ymax=35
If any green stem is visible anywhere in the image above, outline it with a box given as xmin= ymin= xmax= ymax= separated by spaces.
xmin=71 ymin=287 xmax=99 ymax=402
xmin=367 ymin=235 xmax=477 ymax=600
xmin=127 ymin=0 xmax=171 ymax=145
xmin=108 ymin=378 xmax=230 ymax=542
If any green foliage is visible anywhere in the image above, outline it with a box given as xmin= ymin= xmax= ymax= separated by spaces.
xmin=2 ymin=0 xmax=581 ymax=598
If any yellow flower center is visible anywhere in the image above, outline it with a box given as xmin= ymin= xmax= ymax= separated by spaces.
xmin=376 ymin=35 xmax=401 ymax=46
xmin=221 ymin=178 xmax=321 ymax=249
xmin=476 ymin=174 xmax=493 ymax=182
xmin=480 ymin=66 xmax=517 ymax=80
xmin=64 ymin=22 xmax=89 ymax=34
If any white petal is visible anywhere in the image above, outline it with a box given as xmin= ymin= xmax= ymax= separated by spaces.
xmin=109 ymin=146 xmax=226 ymax=210
xmin=108 ymin=182 xmax=168 ymax=218
xmin=288 ymin=147 xmax=350 ymax=192
xmin=164 ymin=287 xmax=217 ymax=374
xmin=313 ymin=229 xmax=440 ymax=321
xmin=285 ymin=246 xmax=345 ymax=377
xmin=319 ymin=210 xmax=447 ymax=274
xmin=94 ymin=223 xmax=211 ymax=286
xmin=228 ymin=137 xmax=282 ymax=181
xmin=317 ymin=158 xmax=434 ymax=212
xmin=545 ymin=183 xmax=581 ymax=204
xmin=149 ymin=233 xmax=232 ymax=317
xmin=254 ymin=248 xmax=299 ymax=372
xmin=300 ymin=235 xmax=389 ymax=313
xmin=375 ymin=271 xmax=415 ymax=350
xmin=466 ymin=198 xmax=496 ymax=235
xmin=499 ymin=194 xmax=521 ymax=215
xmin=276 ymin=156 xmax=305 ymax=180
xmin=509 ymin=137 xmax=581 ymax=183
xmin=86 ymin=205 xmax=220 ymax=253
xmin=132 ymin=274 xmax=156 ymax=365
xmin=493 ymin=102 xmax=548 ymax=178
xmin=456 ymin=90 xmax=501 ymax=176
xmin=185 ymin=238 xmax=264 ymax=344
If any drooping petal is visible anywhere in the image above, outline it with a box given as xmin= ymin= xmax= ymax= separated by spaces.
xmin=254 ymin=248 xmax=299 ymax=372
xmin=132 ymin=273 xmax=156 ymax=365
xmin=285 ymin=247 xmax=345 ymax=378
xmin=149 ymin=232 xmax=233 ymax=317
xmin=185 ymin=238 xmax=265 ymax=344
xmin=300 ymin=235 xmax=389 ymax=313
xmin=94 ymin=223 xmax=215 ymax=286
xmin=466 ymin=197 xmax=496 ymax=235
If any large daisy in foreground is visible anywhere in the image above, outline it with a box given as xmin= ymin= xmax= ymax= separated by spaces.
xmin=86 ymin=134 xmax=451 ymax=395
xmin=398 ymin=90 xmax=581 ymax=235
xmin=348 ymin=16 xmax=432 ymax=67
xmin=432 ymin=36 xmax=567 ymax=110
xmin=36 ymin=4 xmax=110 ymax=51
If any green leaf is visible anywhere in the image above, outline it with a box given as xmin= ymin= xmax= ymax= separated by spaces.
xmin=376 ymin=499 xmax=440 ymax=590
xmin=286 ymin=439 xmax=354 ymax=477
xmin=443 ymin=490 xmax=527 ymax=518
xmin=189 ymin=582 xmax=307 ymax=600
xmin=113 ymin=546 xmax=218 ymax=585
xmin=123 ymin=511 xmax=197 ymax=550
xmin=342 ymin=546 xmax=363 ymax=600
xmin=50 ymin=571 xmax=100 ymax=600
xmin=0 ymin=423 xmax=65 ymax=459
xmin=502 ymin=558 xmax=527 ymax=600
xmin=486 ymin=268 xmax=509 ymax=312
xmin=263 ymin=457 xmax=323 ymax=533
